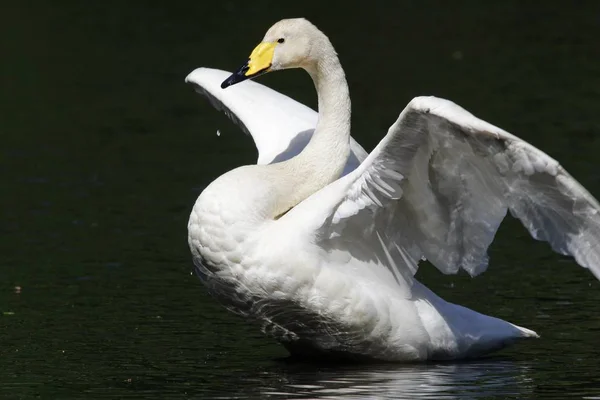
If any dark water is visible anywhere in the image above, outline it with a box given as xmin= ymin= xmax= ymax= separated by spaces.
xmin=2 ymin=1 xmax=600 ymax=399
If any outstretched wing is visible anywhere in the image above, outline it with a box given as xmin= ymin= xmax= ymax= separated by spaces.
xmin=288 ymin=96 xmax=600 ymax=286
xmin=185 ymin=68 xmax=367 ymax=174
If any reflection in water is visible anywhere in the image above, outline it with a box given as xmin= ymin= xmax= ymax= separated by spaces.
xmin=241 ymin=361 xmax=533 ymax=399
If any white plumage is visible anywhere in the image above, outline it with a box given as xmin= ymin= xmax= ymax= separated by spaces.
xmin=186 ymin=18 xmax=599 ymax=361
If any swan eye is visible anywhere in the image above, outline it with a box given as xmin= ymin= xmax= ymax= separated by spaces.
xmin=277 ymin=38 xmax=285 ymax=44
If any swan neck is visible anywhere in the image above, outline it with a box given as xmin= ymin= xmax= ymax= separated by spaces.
xmin=269 ymin=49 xmax=351 ymax=217
xmin=311 ymin=56 xmax=351 ymax=135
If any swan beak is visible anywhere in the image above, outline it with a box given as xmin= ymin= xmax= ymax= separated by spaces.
xmin=221 ymin=42 xmax=276 ymax=89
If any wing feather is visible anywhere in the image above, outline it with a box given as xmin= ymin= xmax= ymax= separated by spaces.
xmin=185 ymin=67 xmax=367 ymax=174
xmin=304 ymin=96 xmax=600 ymax=282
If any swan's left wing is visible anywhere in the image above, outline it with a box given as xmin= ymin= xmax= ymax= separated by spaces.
xmin=289 ymin=96 xmax=600 ymax=287
xmin=186 ymin=67 xmax=367 ymax=171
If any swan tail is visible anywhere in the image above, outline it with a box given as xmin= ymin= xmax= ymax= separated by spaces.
xmin=412 ymin=281 xmax=539 ymax=359
xmin=447 ymin=307 xmax=540 ymax=359
xmin=510 ymin=323 xmax=540 ymax=339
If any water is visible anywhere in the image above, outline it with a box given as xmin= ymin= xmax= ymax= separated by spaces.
xmin=1 ymin=1 xmax=600 ymax=399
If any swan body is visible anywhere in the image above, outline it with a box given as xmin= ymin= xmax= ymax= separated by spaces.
xmin=186 ymin=18 xmax=600 ymax=361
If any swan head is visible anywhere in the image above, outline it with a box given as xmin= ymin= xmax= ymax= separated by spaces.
xmin=221 ymin=18 xmax=330 ymax=89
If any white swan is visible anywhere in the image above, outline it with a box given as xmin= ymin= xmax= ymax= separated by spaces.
xmin=186 ymin=18 xmax=600 ymax=362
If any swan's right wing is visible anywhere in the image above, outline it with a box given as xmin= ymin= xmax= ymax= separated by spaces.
xmin=186 ymin=68 xmax=367 ymax=172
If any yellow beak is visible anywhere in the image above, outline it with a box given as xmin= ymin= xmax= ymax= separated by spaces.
xmin=246 ymin=42 xmax=277 ymax=75
xmin=221 ymin=42 xmax=277 ymax=89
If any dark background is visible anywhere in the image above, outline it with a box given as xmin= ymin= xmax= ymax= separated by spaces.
xmin=1 ymin=1 xmax=599 ymax=399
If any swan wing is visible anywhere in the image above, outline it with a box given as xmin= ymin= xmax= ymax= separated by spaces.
xmin=185 ymin=67 xmax=367 ymax=171
xmin=290 ymin=96 xmax=600 ymax=285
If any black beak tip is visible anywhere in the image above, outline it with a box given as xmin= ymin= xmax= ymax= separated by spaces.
xmin=221 ymin=73 xmax=238 ymax=89
xmin=221 ymin=62 xmax=250 ymax=90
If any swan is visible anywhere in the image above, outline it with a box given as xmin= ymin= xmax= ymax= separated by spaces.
xmin=186 ymin=18 xmax=600 ymax=361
